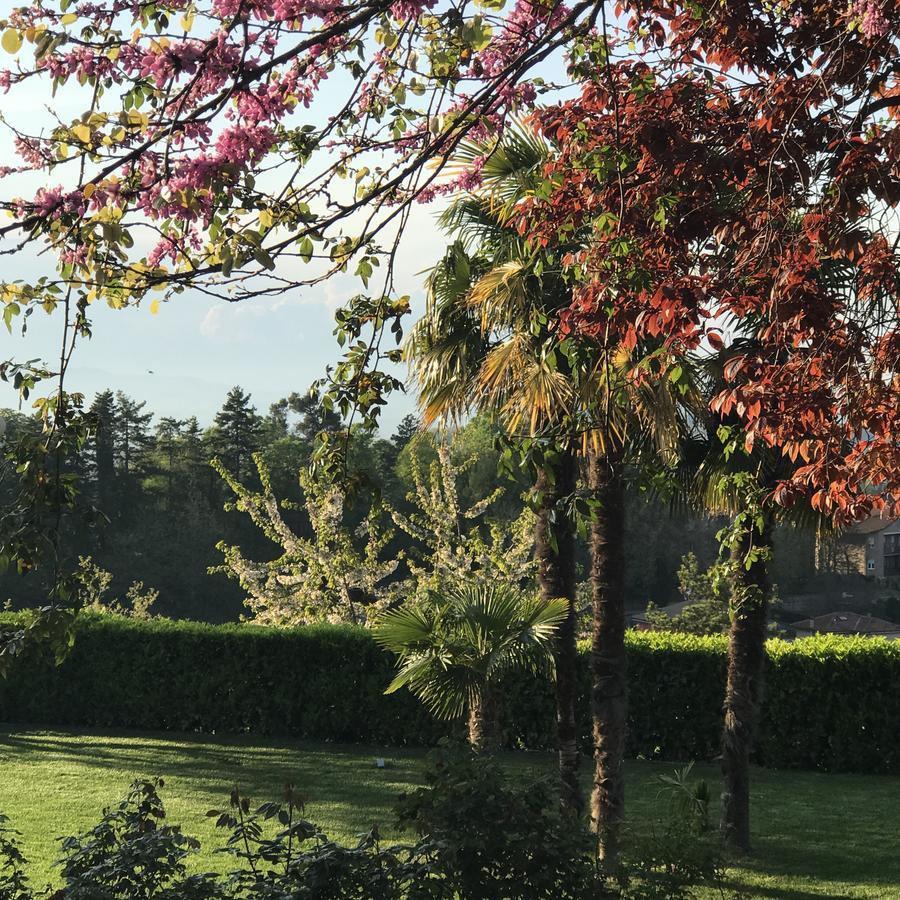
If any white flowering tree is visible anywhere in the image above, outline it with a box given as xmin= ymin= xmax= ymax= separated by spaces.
xmin=211 ymin=454 xmax=399 ymax=626
xmin=390 ymin=443 xmax=535 ymax=604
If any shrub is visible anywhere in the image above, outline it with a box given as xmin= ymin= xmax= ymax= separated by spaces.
xmin=57 ymin=778 xmax=220 ymax=900
xmin=0 ymin=614 xmax=897 ymax=773
xmin=395 ymin=746 xmax=601 ymax=899
xmin=620 ymin=763 xmax=725 ymax=900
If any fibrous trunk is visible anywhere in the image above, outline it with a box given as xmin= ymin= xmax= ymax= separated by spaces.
xmin=467 ymin=684 xmax=500 ymax=754
xmin=721 ymin=511 xmax=773 ymax=851
xmin=535 ymin=449 xmax=582 ymax=816
xmin=588 ymin=453 xmax=626 ymax=862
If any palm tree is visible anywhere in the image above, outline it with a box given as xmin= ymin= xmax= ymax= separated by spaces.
xmin=373 ymin=583 xmax=568 ymax=753
xmin=577 ymin=346 xmax=686 ymax=861
xmin=407 ymin=127 xmax=691 ymax=856
xmin=406 ymin=124 xmax=587 ymax=812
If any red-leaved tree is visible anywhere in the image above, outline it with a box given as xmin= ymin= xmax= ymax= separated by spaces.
xmin=523 ymin=0 xmax=899 ymax=851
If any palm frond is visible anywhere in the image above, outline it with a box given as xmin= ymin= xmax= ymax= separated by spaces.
xmin=374 ymin=582 xmax=565 ymax=722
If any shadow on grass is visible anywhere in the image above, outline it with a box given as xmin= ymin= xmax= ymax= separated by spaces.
xmin=0 ymin=726 xmax=427 ymax=831
xmin=715 ymin=878 xmax=853 ymax=900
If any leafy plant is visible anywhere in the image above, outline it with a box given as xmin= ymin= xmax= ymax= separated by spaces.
xmin=0 ymin=812 xmax=32 ymax=900
xmin=644 ymin=553 xmax=731 ymax=636
xmin=208 ymin=785 xmax=446 ymax=899
xmin=388 ymin=444 xmax=536 ymax=604
xmin=77 ymin=557 xmax=160 ymax=620
xmin=56 ymin=778 xmax=220 ymax=899
xmin=395 ymin=746 xmax=603 ymax=899
xmin=374 ymin=583 xmax=567 ymax=752
xmin=619 ymin=764 xmax=726 ymax=900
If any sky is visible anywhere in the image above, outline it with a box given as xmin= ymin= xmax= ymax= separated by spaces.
xmin=0 ymin=14 xmax=575 ymax=433
xmin=1 ymin=203 xmax=438 ymax=432
xmin=0 ymin=32 xmax=455 ymax=434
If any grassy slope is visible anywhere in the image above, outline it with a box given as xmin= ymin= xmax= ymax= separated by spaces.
xmin=0 ymin=727 xmax=897 ymax=898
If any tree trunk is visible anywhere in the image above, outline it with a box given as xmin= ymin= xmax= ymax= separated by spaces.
xmin=721 ymin=511 xmax=773 ymax=852
xmin=467 ymin=684 xmax=500 ymax=754
xmin=588 ymin=453 xmax=627 ymax=862
xmin=535 ymin=450 xmax=582 ymax=816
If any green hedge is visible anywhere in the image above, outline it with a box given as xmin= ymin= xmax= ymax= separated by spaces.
xmin=0 ymin=615 xmax=897 ymax=774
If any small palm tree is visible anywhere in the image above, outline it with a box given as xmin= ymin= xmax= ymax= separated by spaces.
xmin=374 ymin=583 xmax=568 ymax=753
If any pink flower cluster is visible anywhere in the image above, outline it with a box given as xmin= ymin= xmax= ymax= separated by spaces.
xmin=416 ymin=154 xmax=486 ymax=203
xmin=147 ymin=229 xmax=202 ymax=267
xmin=135 ymin=122 xmax=276 ymax=225
xmin=20 ymin=185 xmax=84 ymax=220
xmin=61 ymin=246 xmax=88 ymax=267
xmin=234 ymin=60 xmax=325 ymax=123
xmin=477 ymin=0 xmax=571 ymax=80
xmin=211 ymin=0 xmax=343 ymax=21
xmin=390 ymin=0 xmax=436 ymax=21
xmin=854 ymin=0 xmax=890 ymax=38
xmin=119 ymin=34 xmax=242 ymax=94
xmin=14 ymin=136 xmax=50 ymax=169
xmin=41 ymin=46 xmax=116 ymax=81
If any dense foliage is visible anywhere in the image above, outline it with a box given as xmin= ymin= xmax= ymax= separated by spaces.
xmin=525 ymin=1 xmax=900 ymax=522
xmin=0 ymin=614 xmax=896 ymax=775
xmin=3 ymin=390 xmax=822 ymax=622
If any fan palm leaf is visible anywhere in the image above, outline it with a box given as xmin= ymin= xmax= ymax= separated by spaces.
xmin=373 ymin=583 xmax=567 ymax=726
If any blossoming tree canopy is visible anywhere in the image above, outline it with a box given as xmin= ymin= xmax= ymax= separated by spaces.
xmin=0 ymin=1 xmax=600 ymax=318
xmin=523 ymin=0 xmax=900 ymax=524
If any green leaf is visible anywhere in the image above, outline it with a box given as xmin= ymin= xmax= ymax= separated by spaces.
xmin=252 ymin=246 xmax=275 ymax=270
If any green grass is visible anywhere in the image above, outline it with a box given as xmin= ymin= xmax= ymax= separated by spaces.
xmin=0 ymin=727 xmax=897 ymax=898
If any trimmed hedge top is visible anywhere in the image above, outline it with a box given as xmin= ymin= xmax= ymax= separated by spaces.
xmin=0 ymin=613 xmax=897 ymax=774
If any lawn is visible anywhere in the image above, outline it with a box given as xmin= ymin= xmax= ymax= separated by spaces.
xmin=0 ymin=727 xmax=897 ymax=898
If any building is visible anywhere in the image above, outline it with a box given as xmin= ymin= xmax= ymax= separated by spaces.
xmin=790 ymin=611 xmax=900 ymax=640
xmin=815 ymin=515 xmax=900 ymax=580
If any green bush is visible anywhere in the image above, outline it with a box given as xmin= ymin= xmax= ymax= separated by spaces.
xmin=0 ymin=614 xmax=897 ymax=774
xmin=395 ymin=747 xmax=600 ymax=899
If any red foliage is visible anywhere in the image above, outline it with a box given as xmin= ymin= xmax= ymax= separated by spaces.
xmin=524 ymin=3 xmax=900 ymax=523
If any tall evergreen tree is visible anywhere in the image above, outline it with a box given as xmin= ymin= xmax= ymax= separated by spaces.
xmin=391 ymin=414 xmax=421 ymax=451
xmin=287 ymin=390 xmax=342 ymax=444
xmin=113 ymin=392 xmax=154 ymax=479
xmin=85 ymin=390 xmax=117 ymax=514
xmin=154 ymin=417 xmax=185 ymax=507
xmin=212 ymin=387 xmax=263 ymax=479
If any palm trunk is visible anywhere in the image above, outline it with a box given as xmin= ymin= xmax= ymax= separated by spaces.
xmin=588 ymin=453 xmax=627 ymax=862
xmin=721 ymin=511 xmax=773 ymax=851
xmin=535 ymin=450 xmax=582 ymax=816
xmin=468 ymin=684 xmax=500 ymax=754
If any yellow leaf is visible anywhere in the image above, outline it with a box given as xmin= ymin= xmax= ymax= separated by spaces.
xmin=83 ymin=183 xmax=96 ymax=199
xmin=150 ymin=299 xmax=160 ymax=315
xmin=73 ymin=123 xmax=91 ymax=144
xmin=259 ymin=208 xmax=273 ymax=229
xmin=61 ymin=12 xmax=77 ymax=25
xmin=180 ymin=11 xmax=195 ymax=30
xmin=1 ymin=29 xmax=22 ymax=54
